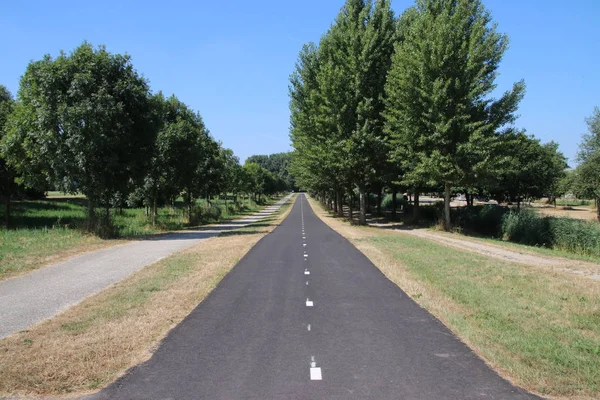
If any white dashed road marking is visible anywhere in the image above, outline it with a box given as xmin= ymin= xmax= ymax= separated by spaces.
xmin=310 ymin=356 xmax=322 ymax=380
xmin=306 ymin=298 xmax=313 ymax=307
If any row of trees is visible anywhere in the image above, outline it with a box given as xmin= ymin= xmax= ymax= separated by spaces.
xmin=0 ymin=43 xmax=288 ymax=229
xmin=290 ymin=0 xmax=568 ymax=227
xmin=246 ymin=152 xmax=297 ymax=191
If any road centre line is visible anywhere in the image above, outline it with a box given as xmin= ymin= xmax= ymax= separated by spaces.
xmin=310 ymin=356 xmax=322 ymax=380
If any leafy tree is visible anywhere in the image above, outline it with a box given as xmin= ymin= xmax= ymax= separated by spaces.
xmin=2 ymin=43 xmax=156 ymax=233
xmin=489 ymin=131 xmax=567 ymax=207
xmin=384 ymin=0 xmax=525 ymax=229
xmin=133 ymin=93 xmax=212 ymax=223
xmin=290 ymin=42 xmax=345 ymax=213
xmin=246 ymin=152 xmax=296 ymax=190
xmin=0 ymin=86 xmax=16 ymax=227
xmin=243 ymin=162 xmax=267 ymax=202
xmin=220 ymin=148 xmax=241 ymax=206
xmin=576 ymin=107 xmax=600 ymax=221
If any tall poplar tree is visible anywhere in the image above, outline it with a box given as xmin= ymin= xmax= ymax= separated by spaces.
xmin=385 ymin=0 xmax=525 ymax=229
xmin=0 ymin=86 xmax=15 ymax=227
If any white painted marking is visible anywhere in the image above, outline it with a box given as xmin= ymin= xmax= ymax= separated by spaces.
xmin=304 ymin=270 xmax=310 ymax=275
xmin=303 ymin=243 xmax=307 ymax=247
xmin=307 ymin=324 xmax=311 ymax=331
xmin=304 ymin=254 xmax=308 ymax=258
xmin=306 ymin=299 xmax=313 ymax=307
xmin=310 ymin=368 xmax=322 ymax=380
xmin=306 ymin=281 xmax=309 ymax=285
xmin=303 ymin=236 xmax=306 ymax=239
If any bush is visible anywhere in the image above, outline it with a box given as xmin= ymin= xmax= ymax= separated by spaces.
xmin=499 ymin=209 xmax=600 ymax=257
xmin=547 ymin=217 xmax=600 ymax=256
xmin=501 ymin=209 xmax=551 ymax=246
xmin=452 ymin=205 xmax=509 ymax=236
xmin=381 ymin=194 xmax=409 ymax=211
xmin=404 ymin=203 xmax=441 ymax=223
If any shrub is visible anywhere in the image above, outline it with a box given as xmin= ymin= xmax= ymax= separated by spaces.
xmin=498 ymin=210 xmax=600 ymax=257
xmin=452 ymin=205 xmax=509 ymax=236
xmin=381 ymin=194 xmax=408 ymax=211
xmin=548 ymin=217 xmax=600 ymax=256
xmin=404 ymin=203 xmax=441 ymax=223
xmin=501 ymin=209 xmax=551 ymax=246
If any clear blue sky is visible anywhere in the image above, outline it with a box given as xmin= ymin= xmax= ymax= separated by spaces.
xmin=1 ymin=0 xmax=598 ymax=165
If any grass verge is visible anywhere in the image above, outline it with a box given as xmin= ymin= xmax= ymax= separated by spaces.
xmin=307 ymin=196 xmax=600 ymax=400
xmin=0 ymin=195 xmax=295 ymax=398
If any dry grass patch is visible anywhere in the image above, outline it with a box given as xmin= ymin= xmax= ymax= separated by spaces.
xmin=0 ymin=197 xmax=295 ymax=398
xmin=307 ymin=196 xmax=600 ymax=400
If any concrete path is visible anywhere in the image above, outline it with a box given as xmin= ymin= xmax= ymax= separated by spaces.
xmin=90 ymin=194 xmax=541 ymax=400
xmin=0 ymin=195 xmax=293 ymax=339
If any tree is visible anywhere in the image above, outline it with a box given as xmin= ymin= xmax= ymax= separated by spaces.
xmin=488 ymin=131 xmax=567 ymax=207
xmin=576 ymin=107 xmax=600 ymax=221
xmin=384 ymin=0 xmax=525 ymax=229
xmin=243 ymin=162 xmax=267 ymax=202
xmin=0 ymin=86 xmax=16 ymax=227
xmin=220 ymin=148 xmax=241 ymax=207
xmin=133 ymin=93 xmax=212 ymax=223
xmin=2 ymin=43 xmax=156 ymax=233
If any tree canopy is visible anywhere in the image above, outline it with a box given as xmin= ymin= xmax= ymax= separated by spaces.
xmin=289 ymin=0 xmax=569 ymax=228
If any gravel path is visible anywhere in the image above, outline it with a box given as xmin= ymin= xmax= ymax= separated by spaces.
xmin=0 ymin=195 xmax=293 ymax=339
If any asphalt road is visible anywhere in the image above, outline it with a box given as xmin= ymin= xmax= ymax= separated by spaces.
xmin=0 ymin=195 xmax=292 ymax=339
xmin=89 ymin=194 xmax=542 ymax=400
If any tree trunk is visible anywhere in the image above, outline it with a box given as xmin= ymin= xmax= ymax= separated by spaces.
xmin=412 ymin=191 xmax=420 ymax=223
xmin=104 ymin=206 xmax=111 ymax=237
xmin=517 ymin=196 xmax=521 ymax=210
xmin=337 ymin=191 xmax=343 ymax=218
xmin=377 ymin=191 xmax=382 ymax=215
xmin=87 ymin=199 xmax=96 ymax=232
xmin=444 ymin=182 xmax=451 ymax=231
xmin=359 ymin=189 xmax=367 ymax=225
xmin=333 ymin=193 xmax=338 ymax=216
xmin=348 ymin=195 xmax=354 ymax=223
xmin=465 ymin=190 xmax=470 ymax=207
xmin=187 ymin=193 xmax=193 ymax=221
xmin=596 ymin=197 xmax=600 ymax=223
xmin=391 ymin=190 xmax=397 ymax=221
xmin=4 ymin=195 xmax=10 ymax=228
xmin=152 ymin=197 xmax=158 ymax=226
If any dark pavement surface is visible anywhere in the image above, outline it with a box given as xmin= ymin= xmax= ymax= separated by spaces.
xmin=88 ymin=194 xmax=542 ymax=400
